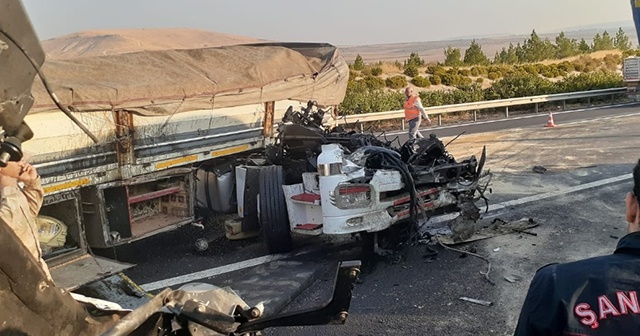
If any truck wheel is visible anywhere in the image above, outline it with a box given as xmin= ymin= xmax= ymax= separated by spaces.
xmin=259 ymin=165 xmax=293 ymax=254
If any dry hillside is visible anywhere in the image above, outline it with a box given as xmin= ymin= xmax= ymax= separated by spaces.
xmin=42 ymin=28 xmax=265 ymax=59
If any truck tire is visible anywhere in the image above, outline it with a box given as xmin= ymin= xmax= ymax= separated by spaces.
xmin=259 ymin=165 xmax=293 ymax=254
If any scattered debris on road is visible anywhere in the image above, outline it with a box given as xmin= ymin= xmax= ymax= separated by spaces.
xmin=436 ymin=217 xmax=539 ymax=245
xmin=459 ymin=297 xmax=493 ymax=307
xmin=436 ymin=238 xmax=495 ymax=286
xmin=503 ymin=274 xmax=523 ymax=283
xmin=532 ymin=165 xmax=548 ymax=174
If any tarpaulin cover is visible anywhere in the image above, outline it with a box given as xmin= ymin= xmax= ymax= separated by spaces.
xmin=30 ymin=42 xmax=349 ymax=115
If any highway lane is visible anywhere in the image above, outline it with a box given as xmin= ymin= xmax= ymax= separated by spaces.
xmin=385 ymin=102 xmax=640 ymax=143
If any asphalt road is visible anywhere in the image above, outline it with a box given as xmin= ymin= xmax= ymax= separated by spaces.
xmin=390 ymin=102 xmax=640 ymax=143
xmin=108 ymin=105 xmax=640 ymax=335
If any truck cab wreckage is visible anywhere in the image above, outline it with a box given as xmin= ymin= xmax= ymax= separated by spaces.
xmin=232 ymin=102 xmax=491 ymax=255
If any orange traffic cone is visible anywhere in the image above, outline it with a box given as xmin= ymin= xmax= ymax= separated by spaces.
xmin=545 ymin=111 xmax=556 ymax=128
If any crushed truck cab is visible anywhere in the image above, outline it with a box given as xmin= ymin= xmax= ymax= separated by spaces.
xmin=284 ymin=142 xmax=481 ymax=236
xmin=233 ymin=105 xmax=490 ymax=254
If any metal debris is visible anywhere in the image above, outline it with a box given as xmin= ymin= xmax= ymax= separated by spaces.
xmin=504 ymin=274 xmax=523 ymax=283
xmin=459 ymin=297 xmax=493 ymax=307
xmin=532 ymin=166 xmax=547 ymax=174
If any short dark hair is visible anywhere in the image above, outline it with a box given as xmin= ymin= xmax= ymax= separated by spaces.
xmin=634 ymin=159 xmax=640 ymax=199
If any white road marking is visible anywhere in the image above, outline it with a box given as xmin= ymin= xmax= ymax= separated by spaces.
xmin=556 ymin=111 xmax=640 ymax=126
xmin=419 ymin=173 xmax=633 ymax=232
xmin=140 ymin=246 xmax=321 ymax=292
xmin=386 ymin=103 xmax=637 ymax=136
xmin=142 ymin=173 xmax=633 ymax=291
xmin=486 ymin=173 xmax=632 ymax=212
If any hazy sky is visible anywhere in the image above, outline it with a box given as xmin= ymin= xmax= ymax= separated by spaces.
xmin=22 ymin=0 xmax=633 ymax=45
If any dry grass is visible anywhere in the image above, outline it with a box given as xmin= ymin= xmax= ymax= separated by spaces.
xmin=380 ymin=62 xmax=402 ymax=73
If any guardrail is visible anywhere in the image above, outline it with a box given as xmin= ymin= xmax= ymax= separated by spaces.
xmin=341 ymin=87 xmax=627 ymax=127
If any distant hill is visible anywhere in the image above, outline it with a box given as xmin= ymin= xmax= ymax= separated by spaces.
xmin=42 ymin=28 xmax=265 ymax=59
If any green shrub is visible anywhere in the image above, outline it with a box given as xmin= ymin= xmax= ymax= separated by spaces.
xmin=411 ymin=75 xmax=431 ymax=88
xmin=339 ymin=81 xmax=404 ymax=114
xmin=487 ymin=71 xmax=502 ymax=80
xmin=361 ymin=75 xmax=386 ymax=90
xmin=404 ymin=65 xmax=419 ymax=77
xmin=519 ymin=64 xmax=539 ymax=75
xmin=386 ymin=75 xmax=408 ymax=89
xmin=603 ymin=54 xmax=622 ymax=71
xmin=471 ymin=66 xmax=488 ymax=76
xmin=557 ymin=71 xmax=623 ymax=92
xmin=441 ymin=73 xmax=472 ymax=87
xmin=485 ymin=72 xmax=555 ymax=99
xmin=426 ymin=65 xmax=447 ymax=76
xmin=371 ymin=66 xmax=383 ymax=76
xmin=340 ymin=61 xmax=623 ymax=114
xmin=476 ymin=77 xmax=484 ymax=84
xmin=557 ymin=61 xmax=575 ymax=73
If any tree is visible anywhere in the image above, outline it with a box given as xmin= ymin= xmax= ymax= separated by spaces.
xmin=463 ymin=40 xmax=490 ymax=65
xmin=601 ymin=31 xmax=615 ymax=50
xmin=505 ymin=43 xmax=519 ymax=64
xmin=578 ymin=38 xmax=591 ymax=53
xmin=515 ymin=42 xmax=527 ymax=62
xmin=555 ymin=31 xmax=578 ymax=59
xmin=353 ymin=54 xmax=365 ymax=71
xmin=593 ymin=31 xmax=614 ymax=51
xmin=494 ymin=50 xmax=503 ymax=64
xmin=615 ymin=27 xmax=632 ymax=51
xmin=521 ymin=30 xmax=556 ymax=62
xmin=592 ymin=33 xmax=602 ymax=51
xmin=406 ymin=52 xmax=424 ymax=68
xmin=444 ymin=46 xmax=463 ymax=66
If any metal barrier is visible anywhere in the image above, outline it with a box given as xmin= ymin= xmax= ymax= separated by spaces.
xmin=341 ymin=87 xmax=627 ymax=128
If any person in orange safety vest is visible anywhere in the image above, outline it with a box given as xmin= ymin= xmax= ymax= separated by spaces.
xmin=404 ymin=86 xmax=430 ymax=139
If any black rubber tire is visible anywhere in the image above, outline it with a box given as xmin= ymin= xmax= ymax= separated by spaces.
xmin=259 ymin=165 xmax=293 ymax=254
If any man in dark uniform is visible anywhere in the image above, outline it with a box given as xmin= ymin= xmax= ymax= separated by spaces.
xmin=514 ymin=159 xmax=640 ymax=335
